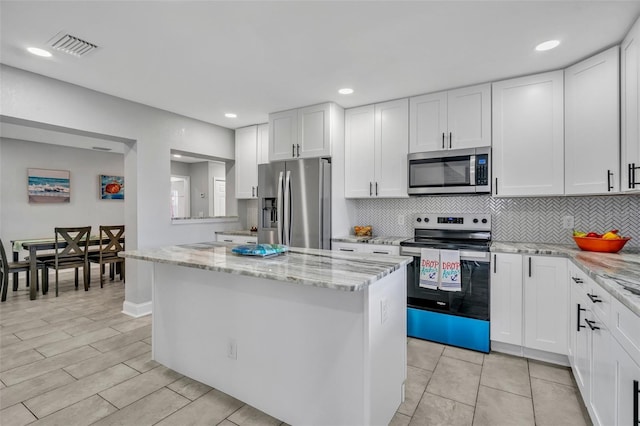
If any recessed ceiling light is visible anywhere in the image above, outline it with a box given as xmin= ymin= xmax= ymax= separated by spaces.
xmin=225 ymin=113 xmax=237 ymax=118
xmin=535 ymin=40 xmax=560 ymax=52
xmin=172 ymin=154 xmax=182 ymax=158
xmin=27 ymin=47 xmax=52 ymax=57
xmin=338 ymin=88 xmax=354 ymax=95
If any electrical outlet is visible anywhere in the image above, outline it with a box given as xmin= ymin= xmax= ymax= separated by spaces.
xmin=227 ymin=338 xmax=237 ymax=360
xmin=380 ymin=298 xmax=389 ymax=324
xmin=562 ymin=215 xmax=574 ymax=229
xmin=397 ymin=214 xmax=405 ymax=226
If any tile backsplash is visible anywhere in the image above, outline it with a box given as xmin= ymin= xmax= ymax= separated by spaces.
xmin=354 ymin=194 xmax=640 ymax=247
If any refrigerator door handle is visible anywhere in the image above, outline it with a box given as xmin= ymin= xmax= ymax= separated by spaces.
xmin=277 ymin=171 xmax=284 ymax=244
xmin=284 ymin=170 xmax=292 ymax=246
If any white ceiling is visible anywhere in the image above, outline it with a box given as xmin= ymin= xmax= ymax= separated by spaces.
xmin=1 ymin=1 xmax=640 ymax=130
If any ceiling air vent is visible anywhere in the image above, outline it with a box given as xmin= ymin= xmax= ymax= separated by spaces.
xmin=47 ymin=32 xmax=98 ymax=57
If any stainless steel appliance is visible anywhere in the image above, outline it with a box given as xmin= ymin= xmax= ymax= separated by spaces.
xmin=400 ymin=213 xmax=492 ymax=352
xmin=407 ymin=147 xmax=491 ymax=195
xmin=257 ymin=158 xmax=331 ymax=249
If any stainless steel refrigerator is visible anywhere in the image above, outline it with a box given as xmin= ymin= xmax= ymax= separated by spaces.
xmin=257 ymin=158 xmax=331 ymax=249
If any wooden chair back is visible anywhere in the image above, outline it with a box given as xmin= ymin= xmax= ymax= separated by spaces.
xmin=99 ymin=225 xmax=125 ymax=255
xmin=54 ymin=227 xmax=92 ymax=261
xmin=0 ymin=238 xmax=9 ymax=292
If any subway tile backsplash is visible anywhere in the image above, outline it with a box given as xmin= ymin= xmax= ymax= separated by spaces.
xmin=354 ymin=194 xmax=640 ymax=247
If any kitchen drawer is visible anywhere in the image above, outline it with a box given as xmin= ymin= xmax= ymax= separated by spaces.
xmin=363 ymin=244 xmax=399 ymax=256
xmin=611 ymin=296 xmax=640 ymax=365
xmin=332 ymin=242 xmax=364 ymax=253
xmin=587 ymin=280 xmax=611 ymax=328
xmin=216 ymin=234 xmax=258 ymax=245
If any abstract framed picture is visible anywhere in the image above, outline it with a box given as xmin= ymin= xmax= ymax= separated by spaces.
xmin=100 ymin=175 xmax=124 ymax=200
xmin=28 ymin=168 xmax=70 ymax=203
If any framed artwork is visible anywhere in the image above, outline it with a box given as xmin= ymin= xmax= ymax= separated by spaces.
xmin=100 ymin=175 xmax=124 ymax=200
xmin=28 ymin=168 xmax=70 ymax=203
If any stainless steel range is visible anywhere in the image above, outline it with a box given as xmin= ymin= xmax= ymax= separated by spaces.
xmin=400 ymin=213 xmax=492 ymax=353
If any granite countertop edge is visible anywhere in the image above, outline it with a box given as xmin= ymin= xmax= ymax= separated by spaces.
xmin=215 ymin=230 xmax=258 ymax=237
xmin=491 ymin=241 xmax=640 ymax=317
xmin=120 ymin=242 xmax=412 ymax=292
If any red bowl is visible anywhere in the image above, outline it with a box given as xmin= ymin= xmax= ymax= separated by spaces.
xmin=573 ymin=236 xmax=631 ymax=253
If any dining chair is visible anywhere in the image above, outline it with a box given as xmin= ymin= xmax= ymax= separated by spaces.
xmin=88 ymin=225 xmax=125 ymax=287
xmin=42 ymin=227 xmax=92 ymax=297
xmin=0 ymin=239 xmax=44 ymax=302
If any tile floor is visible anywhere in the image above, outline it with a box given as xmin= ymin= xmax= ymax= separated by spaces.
xmin=0 ymin=268 xmax=591 ymax=425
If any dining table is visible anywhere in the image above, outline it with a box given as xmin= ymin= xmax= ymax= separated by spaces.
xmin=11 ymin=236 xmax=124 ymax=300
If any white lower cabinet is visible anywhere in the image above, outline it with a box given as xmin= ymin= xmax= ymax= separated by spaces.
xmin=490 ymin=253 xmax=567 ymax=356
xmin=569 ymin=261 xmax=638 ymax=426
xmin=331 ymin=242 xmax=399 ymax=256
xmin=215 ymin=234 xmax=257 ymax=245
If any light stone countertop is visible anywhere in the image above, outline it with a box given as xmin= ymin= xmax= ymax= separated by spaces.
xmin=332 ymin=236 xmax=410 ymax=246
xmin=215 ymin=230 xmax=257 ymax=237
xmin=491 ymin=241 xmax=640 ymax=317
xmin=120 ymin=241 xmax=412 ymax=292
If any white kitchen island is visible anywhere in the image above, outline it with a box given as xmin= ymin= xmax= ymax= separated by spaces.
xmin=120 ymin=242 xmax=411 ymax=426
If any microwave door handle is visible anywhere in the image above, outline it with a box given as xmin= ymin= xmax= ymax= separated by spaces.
xmin=469 ymin=155 xmax=476 ymax=186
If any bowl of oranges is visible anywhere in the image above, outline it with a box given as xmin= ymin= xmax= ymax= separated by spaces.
xmin=572 ymin=229 xmax=631 ymax=253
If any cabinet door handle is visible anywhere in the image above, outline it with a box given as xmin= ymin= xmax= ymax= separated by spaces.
xmin=495 ymin=178 xmax=498 ymax=195
xmin=571 ymin=276 xmax=584 ymax=284
xmin=375 ymin=182 xmax=378 ymax=196
xmin=252 ymin=186 xmax=255 ymax=197
xmin=442 ymin=133 xmax=445 ymax=149
xmin=449 ymin=132 xmax=452 ymax=149
xmin=223 ymin=239 xmax=233 ymax=242
xmin=587 ymin=293 xmax=602 ymax=303
xmin=634 ymin=380 xmax=639 ymax=426
xmin=292 ymin=144 xmax=295 ymax=157
xmin=339 ymin=248 xmax=355 ymax=252
xmin=528 ymin=257 xmax=532 ymax=277
xmin=373 ymin=251 xmax=389 ymax=254
xmin=577 ymin=304 xmax=586 ymax=332
xmin=493 ymin=254 xmax=496 ymax=273
xmin=255 ymin=186 xmax=258 ymax=197
xmin=585 ymin=318 xmax=600 ymax=331
xmin=630 ymin=163 xmax=634 ymax=189
xmin=296 ymin=144 xmax=300 ymax=157
xmin=607 ymin=170 xmax=613 ymax=192
xmin=632 ymin=163 xmax=640 ymax=189
xmin=369 ymin=182 xmax=373 ymax=196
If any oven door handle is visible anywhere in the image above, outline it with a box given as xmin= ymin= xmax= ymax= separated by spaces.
xmin=400 ymin=247 xmax=490 ymax=262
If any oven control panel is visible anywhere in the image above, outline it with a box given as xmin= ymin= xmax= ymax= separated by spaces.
xmin=412 ymin=213 xmax=491 ymax=231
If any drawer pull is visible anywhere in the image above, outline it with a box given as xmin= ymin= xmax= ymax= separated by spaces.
xmin=577 ymin=304 xmax=586 ymax=332
xmin=339 ymin=248 xmax=355 ymax=252
xmin=584 ymin=318 xmax=600 ymax=331
xmin=373 ymin=251 xmax=389 ymax=254
xmin=587 ymin=293 xmax=602 ymax=303
xmin=633 ymin=380 xmax=639 ymax=425
xmin=223 ymin=239 xmax=233 ymax=242
xmin=571 ymin=276 xmax=584 ymax=284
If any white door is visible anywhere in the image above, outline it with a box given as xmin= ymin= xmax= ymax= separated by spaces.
xmin=375 ymin=98 xmax=409 ymax=198
xmin=492 ymin=71 xmax=564 ymax=196
xmin=269 ymin=109 xmax=298 ymax=161
xmin=345 ymin=105 xmax=376 ymax=198
xmin=409 ymin=91 xmax=447 ymax=153
xmin=621 ymin=16 xmax=640 ymax=192
xmin=590 ymin=315 xmax=615 ymax=426
xmin=490 ymin=253 xmax=523 ymax=346
xmin=235 ymin=125 xmax=258 ymax=199
xmin=257 ymin=123 xmax=270 ymax=165
xmin=213 ymin=178 xmax=226 ymax=216
xmin=613 ymin=338 xmax=640 ymax=426
xmin=447 ymin=83 xmax=491 ymax=149
xmin=523 ymin=255 xmax=568 ymax=354
xmin=565 ymin=46 xmax=620 ymax=195
xmin=298 ymin=103 xmax=331 ymax=158
xmin=170 ymin=175 xmax=190 ymax=218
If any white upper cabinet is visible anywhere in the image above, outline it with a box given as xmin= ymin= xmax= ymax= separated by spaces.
xmin=622 ymin=16 xmax=640 ymax=192
xmin=409 ymin=83 xmax=490 ymax=153
xmin=269 ymin=103 xmax=333 ymax=161
xmin=492 ymin=71 xmax=564 ymax=196
xmin=256 ymin=123 xmax=269 ymax=165
xmin=345 ymin=99 xmax=408 ymax=198
xmin=235 ymin=125 xmax=259 ymax=199
xmin=565 ymin=46 xmax=620 ymax=195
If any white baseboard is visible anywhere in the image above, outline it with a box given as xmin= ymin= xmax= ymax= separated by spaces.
xmin=491 ymin=341 xmax=569 ymax=366
xmin=122 ymin=300 xmax=152 ymax=318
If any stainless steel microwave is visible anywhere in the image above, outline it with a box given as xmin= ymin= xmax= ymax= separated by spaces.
xmin=407 ymin=147 xmax=491 ymax=195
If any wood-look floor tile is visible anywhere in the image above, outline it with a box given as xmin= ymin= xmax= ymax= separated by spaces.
xmin=0 ymin=320 xmax=48 ymax=337
xmin=63 ymin=341 xmax=150 ymax=379
xmin=155 ymin=388 xmax=244 ymax=426
xmin=29 ymin=394 xmax=117 ymax=426
xmin=35 ymin=327 xmax=120 ymax=357
xmin=1 ymin=331 xmax=72 ymax=359
xmin=24 ymin=363 xmax=138 ymax=418
xmin=92 ymin=387 xmax=190 ymax=426
xmin=0 ymin=348 xmax=44 ymax=373
xmin=62 ymin=312 xmax=129 ymax=337
xmin=123 ymin=350 xmax=158 ymax=373
xmin=99 ymin=365 xmax=183 ymax=409
xmin=13 ymin=316 xmax=94 ymax=341
xmin=110 ymin=315 xmax=152 ymax=333
xmin=0 ymin=369 xmax=76 ymax=410
xmin=1 ymin=345 xmax=100 ymax=386
xmin=227 ymin=404 xmax=282 ymax=426
xmin=0 ymin=403 xmax=37 ymax=426
xmin=0 ymin=334 xmax=20 ymax=346
xmin=166 ymin=376 xmax=213 ymax=401
xmin=90 ymin=324 xmax=151 ymax=353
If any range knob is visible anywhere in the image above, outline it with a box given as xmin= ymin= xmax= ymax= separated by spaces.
xmin=482 ymin=218 xmax=488 ymax=224
xmin=416 ymin=218 xmax=422 ymax=223
xmin=473 ymin=218 xmax=479 ymax=224
xmin=424 ymin=217 xmax=429 ymax=223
